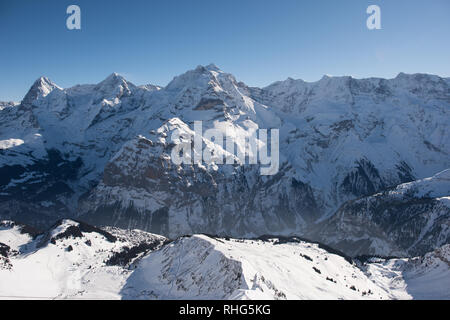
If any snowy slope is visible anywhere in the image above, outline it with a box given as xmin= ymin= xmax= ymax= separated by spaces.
xmin=122 ymin=235 xmax=390 ymax=300
xmin=125 ymin=235 xmax=450 ymax=300
xmin=0 ymin=219 xmax=167 ymax=299
xmin=0 ymin=221 xmax=36 ymax=251
xmin=0 ymin=221 xmax=37 ymax=270
xmin=364 ymin=244 xmax=450 ymax=300
xmin=1 ymin=220 xmax=448 ymax=300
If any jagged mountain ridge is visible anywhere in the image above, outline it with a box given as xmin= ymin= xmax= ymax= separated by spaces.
xmin=0 ymin=65 xmax=449 ymax=257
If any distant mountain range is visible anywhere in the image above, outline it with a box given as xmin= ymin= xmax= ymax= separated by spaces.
xmin=0 ymin=65 xmax=449 ymax=257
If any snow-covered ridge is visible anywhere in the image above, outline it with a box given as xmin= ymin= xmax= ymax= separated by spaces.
xmin=123 ymin=234 xmax=390 ymax=300
xmin=257 ymin=72 xmax=450 ymax=107
xmin=0 ymin=220 xmax=448 ymax=300
xmin=389 ymin=169 xmax=450 ymax=201
xmin=0 ymin=101 xmax=19 ymax=111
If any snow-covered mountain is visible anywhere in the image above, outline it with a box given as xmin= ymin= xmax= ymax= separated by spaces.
xmin=1 ymin=220 xmax=448 ymax=299
xmin=310 ymin=170 xmax=450 ymax=257
xmin=0 ymin=101 xmax=18 ymax=111
xmin=0 ymin=65 xmax=449 ymax=257
xmin=250 ymin=73 xmax=449 ymax=208
xmin=0 ymin=219 xmax=167 ymax=299
xmin=124 ymin=235 xmax=450 ymax=300
xmin=79 ymin=118 xmax=318 ymax=237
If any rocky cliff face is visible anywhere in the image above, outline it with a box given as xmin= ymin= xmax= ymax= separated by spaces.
xmin=0 ymin=65 xmax=449 ymax=256
xmin=80 ymin=118 xmax=319 ymax=238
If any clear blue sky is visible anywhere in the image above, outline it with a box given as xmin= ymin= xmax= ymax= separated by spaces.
xmin=1 ymin=0 xmax=449 ymax=101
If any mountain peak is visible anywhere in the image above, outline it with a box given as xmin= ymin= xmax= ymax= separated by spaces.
xmin=100 ymin=72 xmax=127 ymax=85
xmin=34 ymin=76 xmax=58 ymax=90
xmin=36 ymin=76 xmax=52 ymax=85
xmin=166 ymin=64 xmax=228 ymax=92
xmin=205 ymin=63 xmax=221 ymax=72
xmin=194 ymin=63 xmax=222 ymax=73
xmin=95 ymin=72 xmax=136 ymax=98
xmin=21 ymin=76 xmax=59 ymax=106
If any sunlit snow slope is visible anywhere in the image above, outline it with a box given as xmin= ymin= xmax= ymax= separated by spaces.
xmin=1 ymin=220 xmax=448 ymax=300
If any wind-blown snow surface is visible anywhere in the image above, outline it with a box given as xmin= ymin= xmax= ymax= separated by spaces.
xmin=0 ymin=220 xmax=448 ymax=300
xmin=0 ymin=65 xmax=449 ymax=256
